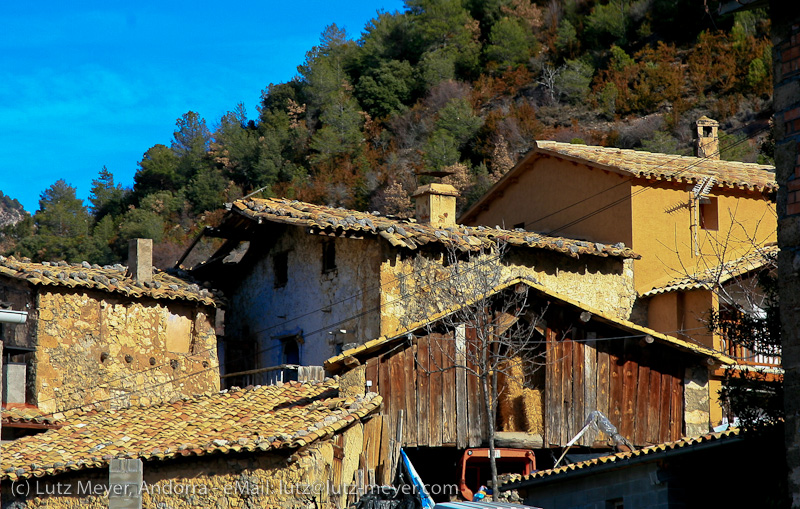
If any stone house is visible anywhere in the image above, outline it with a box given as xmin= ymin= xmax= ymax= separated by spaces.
xmin=0 ymin=239 xmax=222 ymax=425
xmin=323 ymin=277 xmax=732 ymax=497
xmin=498 ymin=427 xmax=785 ymax=508
xmin=188 ymin=185 xmax=640 ymax=380
xmin=0 ymin=379 xmax=383 ymax=508
xmin=458 ymin=126 xmax=778 ymax=428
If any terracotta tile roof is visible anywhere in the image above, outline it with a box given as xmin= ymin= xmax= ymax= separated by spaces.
xmin=0 ymin=255 xmax=221 ymax=307
xmin=500 ymin=429 xmax=741 ymax=489
xmin=1 ymin=405 xmax=63 ymax=428
xmin=535 ymin=141 xmax=776 ymax=192
xmin=227 ymin=198 xmax=640 ymax=259
xmin=1 ymin=380 xmax=381 ymax=481
xmin=324 ymin=277 xmax=733 ymax=371
xmin=641 ymin=245 xmax=778 ymax=297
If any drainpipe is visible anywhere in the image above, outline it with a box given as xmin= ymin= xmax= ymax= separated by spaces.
xmin=0 ymin=310 xmax=28 ymax=324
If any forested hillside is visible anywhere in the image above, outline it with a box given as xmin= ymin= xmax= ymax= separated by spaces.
xmin=1 ymin=0 xmax=774 ymax=267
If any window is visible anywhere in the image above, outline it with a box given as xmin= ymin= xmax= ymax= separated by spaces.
xmin=700 ymin=196 xmax=719 ymax=230
xmin=322 ymin=240 xmax=336 ymax=273
xmin=273 ymin=251 xmax=288 ymax=288
xmin=281 ymin=336 xmax=302 ymax=365
xmin=2 ymin=346 xmax=34 ymax=406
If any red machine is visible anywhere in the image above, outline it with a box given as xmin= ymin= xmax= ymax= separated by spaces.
xmin=458 ymin=448 xmax=536 ymax=500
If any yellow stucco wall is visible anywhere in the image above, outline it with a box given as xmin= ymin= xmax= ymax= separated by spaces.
xmin=630 ymin=182 xmax=776 ymax=294
xmin=34 ymin=288 xmax=219 ymax=415
xmin=466 ymin=156 xmax=634 ymax=248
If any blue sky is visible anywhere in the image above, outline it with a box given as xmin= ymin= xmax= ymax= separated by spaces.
xmin=1 ymin=1 xmax=405 ymax=213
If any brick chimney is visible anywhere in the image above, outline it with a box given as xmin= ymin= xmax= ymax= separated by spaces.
xmin=412 ymin=183 xmax=459 ymax=227
xmin=694 ymin=116 xmax=720 ymax=160
xmin=127 ymin=238 xmax=153 ymax=283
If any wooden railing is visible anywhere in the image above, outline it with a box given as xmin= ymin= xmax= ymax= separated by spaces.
xmin=723 ymin=339 xmax=781 ymax=368
xmin=220 ymin=365 xmax=325 ymax=389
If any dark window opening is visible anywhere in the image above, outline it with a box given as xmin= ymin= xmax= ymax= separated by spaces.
xmin=700 ymin=197 xmax=719 ymax=230
xmin=282 ymin=336 xmax=302 ymax=365
xmin=322 ymin=240 xmax=336 ymax=273
xmin=273 ymin=251 xmax=288 ymax=288
xmin=703 ymin=126 xmax=713 ymax=137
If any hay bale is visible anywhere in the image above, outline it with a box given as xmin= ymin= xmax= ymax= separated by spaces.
xmin=521 ymin=387 xmax=544 ymax=435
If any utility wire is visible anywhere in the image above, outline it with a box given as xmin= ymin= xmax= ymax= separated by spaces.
xmin=520 ymin=126 xmax=771 ymax=235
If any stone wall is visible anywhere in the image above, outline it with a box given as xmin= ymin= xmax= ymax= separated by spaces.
xmin=34 ymin=288 xmax=219 ymax=415
xmin=225 ymin=228 xmax=384 ymax=371
xmin=379 ymin=246 xmax=636 ymax=338
xmin=773 ymin=2 xmax=800 ymax=506
xmin=683 ymin=366 xmax=710 ymax=437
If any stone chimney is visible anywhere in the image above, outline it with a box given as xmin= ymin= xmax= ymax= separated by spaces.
xmin=412 ymin=183 xmax=459 ymax=227
xmin=127 ymin=238 xmax=153 ymax=283
xmin=694 ymin=116 xmax=720 ymax=160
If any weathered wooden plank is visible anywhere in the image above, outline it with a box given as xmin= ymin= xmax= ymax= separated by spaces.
xmin=659 ymin=370 xmax=673 ymax=443
xmin=404 ymin=344 xmax=418 ymax=446
xmin=561 ymin=334 xmax=573 ymax=445
xmin=670 ymin=365 xmax=684 ymax=441
xmin=620 ymin=339 xmax=638 ymax=444
xmin=646 ymin=366 xmax=663 ymax=445
xmin=466 ymin=327 xmax=482 ymax=447
xmin=416 ymin=335 xmax=430 ymax=446
xmin=363 ymin=415 xmax=383 ymax=473
xmin=379 ymin=356 xmax=393 ymax=452
xmin=429 ymin=334 xmax=444 ymax=446
xmin=378 ymin=412 xmax=392 ymax=484
xmin=572 ymin=331 xmax=585 ymax=446
xmin=634 ymin=359 xmax=650 ymax=446
xmin=442 ymin=332 xmax=457 ymax=445
xmin=365 ymin=357 xmax=378 ymax=393
xmin=455 ymin=325 xmax=468 ymax=449
xmin=389 ymin=352 xmax=405 ymax=445
xmin=596 ymin=341 xmax=610 ymax=429
xmin=583 ymin=332 xmax=598 ymax=445
xmin=608 ymin=346 xmax=624 ymax=436
xmin=546 ymin=327 xmax=561 ymax=446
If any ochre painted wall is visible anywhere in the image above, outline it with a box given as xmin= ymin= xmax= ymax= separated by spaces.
xmin=34 ymin=288 xmax=219 ymax=415
xmin=466 ymin=156 xmax=634 ymax=248
xmin=630 ymin=182 xmax=776 ymax=294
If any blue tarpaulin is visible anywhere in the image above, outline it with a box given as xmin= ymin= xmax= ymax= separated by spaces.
xmin=400 ymin=450 xmax=434 ymax=509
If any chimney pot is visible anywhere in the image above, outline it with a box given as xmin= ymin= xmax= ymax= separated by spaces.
xmin=127 ymin=238 xmax=153 ymax=283
xmin=412 ymin=183 xmax=459 ymax=226
xmin=694 ymin=116 xmax=719 ymax=160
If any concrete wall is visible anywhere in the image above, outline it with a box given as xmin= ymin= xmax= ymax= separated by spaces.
xmin=516 ymin=462 xmax=670 ymax=509
xmin=33 ymin=288 xmax=219 ymax=414
xmin=225 ymin=228 xmax=384 ymax=369
xmin=772 ymin=1 xmax=800 ymax=505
